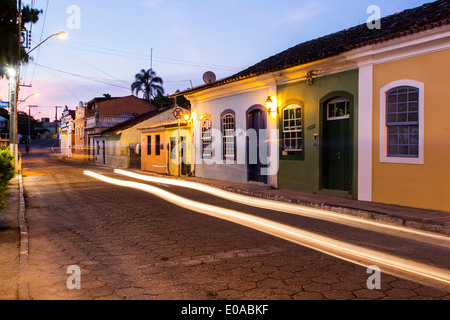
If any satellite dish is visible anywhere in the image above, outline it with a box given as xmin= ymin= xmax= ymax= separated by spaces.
xmin=203 ymin=71 xmax=216 ymax=84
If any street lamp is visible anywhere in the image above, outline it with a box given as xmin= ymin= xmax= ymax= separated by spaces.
xmin=9 ymin=31 xmax=66 ymax=172
xmin=6 ymin=67 xmax=16 ymax=78
xmin=27 ymin=31 xmax=67 ymax=55
xmin=18 ymin=92 xmax=39 ymax=105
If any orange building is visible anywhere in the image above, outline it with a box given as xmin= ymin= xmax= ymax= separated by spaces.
xmin=140 ymin=128 xmax=168 ymax=174
xmin=139 ymin=107 xmax=190 ymax=174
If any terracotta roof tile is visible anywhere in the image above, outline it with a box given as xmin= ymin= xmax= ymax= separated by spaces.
xmin=177 ymin=0 xmax=449 ymax=96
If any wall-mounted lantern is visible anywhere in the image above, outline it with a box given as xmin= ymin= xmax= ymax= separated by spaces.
xmin=306 ymin=70 xmax=318 ymax=86
xmin=266 ymin=96 xmax=278 ymax=119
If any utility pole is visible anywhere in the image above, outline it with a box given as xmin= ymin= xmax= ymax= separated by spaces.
xmin=27 ymin=105 xmax=38 ymax=142
xmin=150 ymin=48 xmax=153 ymax=70
xmin=54 ymin=106 xmax=63 ymax=142
xmin=9 ymin=0 xmax=22 ymax=172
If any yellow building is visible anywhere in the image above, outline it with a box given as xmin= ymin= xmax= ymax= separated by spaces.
xmin=345 ymin=16 xmax=450 ymax=211
xmin=372 ymin=49 xmax=450 ymax=211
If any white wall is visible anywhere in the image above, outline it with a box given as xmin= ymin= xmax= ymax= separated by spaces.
xmin=192 ymin=87 xmax=276 ymax=185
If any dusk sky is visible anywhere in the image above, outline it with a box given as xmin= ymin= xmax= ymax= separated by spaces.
xmin=0 ymin=0 xmax=433 ymax=120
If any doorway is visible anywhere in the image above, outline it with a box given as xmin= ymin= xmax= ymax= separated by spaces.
xmin=322 ymin=97 xmax=352 ymax=192
xmin=247 ymin=107 xmax=268 ymax=184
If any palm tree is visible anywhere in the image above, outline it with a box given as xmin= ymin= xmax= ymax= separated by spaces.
xmin=131 ymin=69 xmax=164 ymax=103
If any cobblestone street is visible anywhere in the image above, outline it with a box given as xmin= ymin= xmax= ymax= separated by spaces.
xmin=10 ymin=147 xmax=448 ymax=302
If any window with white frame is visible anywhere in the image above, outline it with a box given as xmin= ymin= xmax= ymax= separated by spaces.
xmin=282 ymin=105 xmax=303 ymax=151
xmin=201 ymin=117 xmax=212 ymax=158
xmin=380 ymin=80 xmax=424 ymax=164
xmin=222 ymin=113 xmax=235 ymax=160
xmin=327 ymin=98 xmax=350 ymax=120
xmin=386 ymin=86 xmax=419 ymax=157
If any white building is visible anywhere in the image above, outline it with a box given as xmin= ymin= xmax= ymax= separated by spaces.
xmin=60 ymin=106 xmax=75 ymax=158
xmin=179 ymin=75 xmax=279 ymax=188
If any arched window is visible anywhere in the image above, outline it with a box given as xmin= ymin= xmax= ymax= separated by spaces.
xmin=201 ymin=117 xmax=212 ymax=158
xmin=282 ymin=105 xmax=303 ymax=151
xmin=222 ymin=113 xmax=235 ymax=160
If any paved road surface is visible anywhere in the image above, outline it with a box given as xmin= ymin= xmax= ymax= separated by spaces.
xmin=17 ymin=140 xmax=450 ymax=301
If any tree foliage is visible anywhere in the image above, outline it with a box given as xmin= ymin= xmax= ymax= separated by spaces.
xmin=131 ymin=68 xmax=164 ymax=102
xmin=0 ymin=146 xmax=15 ymax=210
xmin=17 ymin=110 xmax=41 ymax=137
xmin=0 ymin=1 xmax=42 ymax=74
xmin=152 ymin=91 xmax=191 ymax=110
xmin=0 ymin=108 xmax=43 ymax=137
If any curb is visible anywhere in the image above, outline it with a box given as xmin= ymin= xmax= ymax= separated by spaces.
xmin=18 ymin=174 xmax=28 ymax=268
xmin=18 ymin=174 xmax=30 ymax=300
xmin=57 ymin=155 xmax=450 ymax=236
xmin=132 ymin=170 xmax=450 ymax=236
xmin=215 ymin=186 xmax=450 ymax=236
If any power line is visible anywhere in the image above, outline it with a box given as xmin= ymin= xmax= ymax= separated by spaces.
xmin=47 ymin=41 xmax=243 ymax=72
xmin=34 ymin=63 xmax=131 ymax=90
xmin=38 ymin=42 xmax=130 ymax=86
xmin=25 ymin=0 xmax=50 ymax=97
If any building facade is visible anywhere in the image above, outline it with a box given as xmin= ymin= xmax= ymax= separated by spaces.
xmin=84 ymin=95 xmax=152 ymax=161
xmin=175 ymin=0 xmax=450 ymax=211
xmin=139 ymin=106 xmax=190 ymax=175
xmin=349 ymin=25 xmax=450 ymax=211
xmin=185 ymin=84 xmax=278 ymax=187
xmin=92 ymin=106 xmax=189 ymax=171
xmin=276 ymin=69 xmax=359 ymax=199
xmin=59 ymin=107 xmax=75 ymax=158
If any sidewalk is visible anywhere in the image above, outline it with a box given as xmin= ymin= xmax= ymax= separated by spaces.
xmin=0 ymin=177 xmax=20 ymax=300
xmin=129 ymin=168 xmax=450 ymax=236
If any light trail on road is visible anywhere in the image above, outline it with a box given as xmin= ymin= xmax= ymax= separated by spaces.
xmin=84 ymin=170 xmax=450 ymax=289
xmin=114 ymin=169 xmax=450 ymax=245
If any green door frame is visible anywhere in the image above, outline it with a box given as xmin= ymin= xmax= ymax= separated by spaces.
xmin=319 ymin=91 xmax=354 ymax=194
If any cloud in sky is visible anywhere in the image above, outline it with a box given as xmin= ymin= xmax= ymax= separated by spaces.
xmin=284 ymin=2 xmax=330 ymax=23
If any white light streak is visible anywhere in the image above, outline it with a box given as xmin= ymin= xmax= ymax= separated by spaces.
xmin=85 ymin=170 xmax=450 ymax=288
xmin=113 ymin=169 xmax=450 ymax=244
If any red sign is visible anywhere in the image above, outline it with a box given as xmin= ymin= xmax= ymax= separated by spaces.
xmin=173 ymin=107 xmax=183 ymax=119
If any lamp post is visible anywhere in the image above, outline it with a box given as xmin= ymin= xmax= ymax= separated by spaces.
xmin=182 ymin=112 xmax=191 ymax=177
xmin=19 ymin=92 xmax=40 ymax=143
xmin=8 ymin=0 xmax=22 ymax=172
xmin=27 ymin=103 xmax=39 ymax=143
xmin=9 ymin=28 xmax=65 ymax=172
xmin=8 ymin=67 xmax=18 ymax=164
